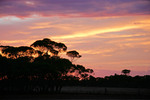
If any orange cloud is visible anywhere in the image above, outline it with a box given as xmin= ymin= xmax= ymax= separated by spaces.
xmin=0 ymin=40 xmax=34 ymax=46
xmin=29 ymin=22 xmax=51 ymax=29
xmin=0 ymin=40 xmax=26 ymax=44
xmin=18 ymin=31 xmax=31 ymax=35
xmin=95 ymin=33 xmax=146 ymax=39
xmin=78 ymin=48 xmax=115 ymax=55
xmin=52 ymin=24 xmax=147 ymax=39
xmin=140 ymin=41 xmax=150 ymax=45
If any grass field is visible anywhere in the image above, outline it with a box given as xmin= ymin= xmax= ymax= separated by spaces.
xmin=61 ymin=86 xmax=150 ymax=95
xmin=1 ymin=87 xmax=150 ymax=100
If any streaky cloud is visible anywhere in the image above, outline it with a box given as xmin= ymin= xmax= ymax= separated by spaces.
xmin=52 ymin=24 xmax=146 ymax=39
xmin=0 ymin=0 xmax=150 ymax=18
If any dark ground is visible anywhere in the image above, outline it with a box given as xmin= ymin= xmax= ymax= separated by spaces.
xmin=1 ymin=87 xmax=150 ymax=100
xmin=1 ymin=93 xmax=150 ymax=100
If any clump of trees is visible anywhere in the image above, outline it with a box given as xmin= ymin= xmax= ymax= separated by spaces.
xmin=0 ymin=38 xmax=93 ymax=94
xmin=121 ymin=69 xmax=131 ymax=76
xmin=78 ymin=74 xmax=150 ymax=88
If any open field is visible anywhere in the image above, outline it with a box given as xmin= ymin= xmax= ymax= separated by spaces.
xmin=61 ymin=86 xmax=150 ymax=95
xmin=1 ymin=87 xmax=150 ymax=100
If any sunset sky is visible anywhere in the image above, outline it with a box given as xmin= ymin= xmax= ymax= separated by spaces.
xmin=0 ymin=0 xmax=150 ymax=77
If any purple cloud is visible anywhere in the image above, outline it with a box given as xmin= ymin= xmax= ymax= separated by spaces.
xmin=0 ymin=0 xmax=150 ymax=18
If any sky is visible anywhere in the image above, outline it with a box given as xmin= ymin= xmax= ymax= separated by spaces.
xmin=0 ymin=0 xmax=150 ymax=77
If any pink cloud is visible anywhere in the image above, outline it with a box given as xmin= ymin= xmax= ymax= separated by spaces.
xmin=0 ymin=0 xmax=150 ymax=18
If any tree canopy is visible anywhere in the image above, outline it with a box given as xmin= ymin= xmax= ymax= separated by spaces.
xmin=0 ymin=38 xmax=93 ymax=81
xmin=30 ymin=38 xmax=67 ymax=56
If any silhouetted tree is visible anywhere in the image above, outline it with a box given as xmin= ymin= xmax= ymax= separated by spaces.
xmin=0 ymin=38 xmax=94 ymax=93
xmin=55 ymin=42 xmax=67 ymax=52
xmin=66 ymin=50 xmax=81 ymax=62
xmin=122 ymin=69 xmax=131 ymax=76
xmin=0 ymin=46 xmax=41 ymax=59
xmin=68 ymin=64 xmax=93 ymax=80
xmin=30 ymin=38 xmax=67 ymax=56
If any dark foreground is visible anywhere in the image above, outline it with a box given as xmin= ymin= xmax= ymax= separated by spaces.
xmin=1 ymin=93 xmax=150 ymax=100
xmin=1 ymin=87 xmax=150 ymax=100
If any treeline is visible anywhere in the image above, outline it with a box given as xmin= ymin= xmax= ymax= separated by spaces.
xmin=0 ymin=38 xmax=93 ymax=94
xmin=0 ymin=55 xmax=92 ymax=94
xmin=64 ymin=75 xmax=150 ymax=88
